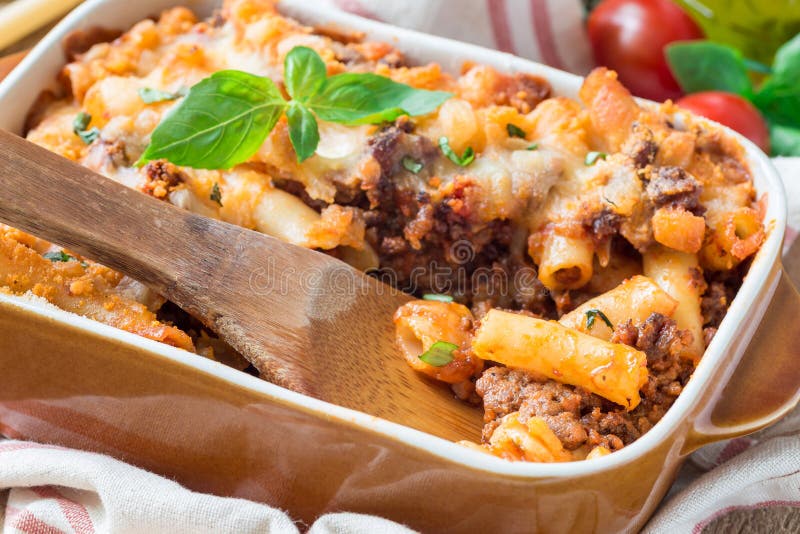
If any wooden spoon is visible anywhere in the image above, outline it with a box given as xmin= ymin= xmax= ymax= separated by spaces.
xmin=0 ymin=129 xmax=483 ymax=442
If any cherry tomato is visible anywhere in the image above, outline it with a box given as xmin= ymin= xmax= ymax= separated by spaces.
xmin=588 ymin=0 xmax=703 ymax=101
xmin=676 ymin=91 xmax=771 ymax=153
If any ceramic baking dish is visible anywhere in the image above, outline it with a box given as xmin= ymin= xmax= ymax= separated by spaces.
xmin=1 ymin=0 xmax=799 ymax=531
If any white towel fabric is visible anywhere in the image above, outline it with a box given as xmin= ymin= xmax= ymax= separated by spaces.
xmin=3 ymin=1 xmax=800 ymax=532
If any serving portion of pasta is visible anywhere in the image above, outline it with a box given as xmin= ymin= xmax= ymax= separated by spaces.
xmin=4 ymin=0 xmax=765 ymax=462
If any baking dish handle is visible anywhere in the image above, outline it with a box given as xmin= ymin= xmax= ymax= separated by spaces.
xmin=685 ymin=266 xmax=800 ymax=452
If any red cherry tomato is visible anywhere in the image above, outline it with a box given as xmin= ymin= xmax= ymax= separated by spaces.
xmin=588 ymin=0 xmax=703 ymax=102
xmin=676 ymin=91 xmax=771 ymax=153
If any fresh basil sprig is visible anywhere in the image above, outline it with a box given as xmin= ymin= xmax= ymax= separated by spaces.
xmin=667 ymin=35 xmax=800 ymax=156
xmin=138 ymin=46 xmax=452 ymax=168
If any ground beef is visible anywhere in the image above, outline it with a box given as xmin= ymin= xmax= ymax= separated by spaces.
xmin=362 ymin=126 xmax=538 ymax=306
xmin=586 ymin=209 xmax=621 ymax=243
xmin=701 ymin=281 xmax=729 ymax=328
xmin=62 ymin=27 xmax=123 ymax=61
xmin=142 ymin=160 xmax=184 ymax=199
xmin=492 ymin=73 xmax=551 ymax=114
xmin=645 ymin=166 xmax=704 ymax=215
xmin=626 ymin=137 xmax=658 ymax=169
xmin=476 ymin=313 xmax=695 ymax=451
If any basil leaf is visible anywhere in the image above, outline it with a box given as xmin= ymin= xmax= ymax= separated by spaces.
xmin=767 ymin=32 xmax=800 ymax=82
xmin=666 ymin=41 xmax=753 ymax=97
xmin=284 ymin=46 xmax=327 ymax=101
xmin=439 ymin=137 xmax=475 ymax=166
xmin=139 ymin=87 xmax=186 ymax=104
xmin=753 ymin=34 xmax=800 ymax=128
xmin=139 ymin=70 xmax=287 ymax=170
xmin=769 ymin=123 xmax=800 ymax=156
xmin=402 ymin=156 xmax=423 ymax=174
xmin=43 ymin=251 xmax=76 ymax=262
xmin=419 ymin=340 xmax=458 ymax=366
xmin=308 ymin=72 xmax=451 ymax=125
xmin=506 ymin=123 xmax=526 ymax=138
xmin=210 ymin=182 xmax=223 ymax=206
xmin=286 ymin=102 xmax=320 ymax=163
xmin=422 ymin=293 xmax=453 ymax=302
xmin=585 ymin=151 xmax=607 ymax=165
xmin=754 ymin=82 xmax=800 ymax=128
xmin=585 ymin=308 xmax=613 ymax=330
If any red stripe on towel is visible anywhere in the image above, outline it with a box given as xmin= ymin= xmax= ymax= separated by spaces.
xmin=32 ymin=487 xmax=95 ymax=534
xmin=5 ymin=506 xmax=68 ymax=534
xmin=530 ymin=0 xmax=563 ymax=68
xmin=487 ymin=0 xmax=515 ymax=53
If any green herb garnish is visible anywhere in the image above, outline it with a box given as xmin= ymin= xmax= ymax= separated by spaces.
xmin=526 ymin=143 xmax=539 ymax=150
xmin=506 ymin=123 xmax=527 ymax=138
xmin=419 ymin=340 xmax=458 ymax=366
xmin=666 ymin=42 xmax=754 ymax=97
xmin=422 ymin=293 xmax=453 ymax=302
xmin=585 ymin=151 xmax=607 ymax=165
xmin=73 ymin=112 xmax=90 ymax=132
xmin=43 ymin=251 xmax=76 ymax=262
xmin=439 ymin=137 xmax=475 ymax=166
xmin=603 ymin=196 xmax=618 ymax=207
xmin=138 ymin=46 xmax=452 ymax=168
xmin=402 ymin=155 xmax=424 ymax=174
xmin=73 ymin=112 xmax=99 ymax=144
xmin=585 ymin=308 xmax=613 ymax=330
xmin=210 ymin=182 xmax=223 ymax=206
xmin=666 ymin=34 xmax=800 ymax=156
xmin=138 ymin=87 xmax=187 ymax=104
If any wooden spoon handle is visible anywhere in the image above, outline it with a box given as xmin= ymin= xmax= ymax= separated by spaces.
xmin=0 ymin=129 xmax=227 ymax=291
xmin=0 ymin=129 xmax=399 ymax=396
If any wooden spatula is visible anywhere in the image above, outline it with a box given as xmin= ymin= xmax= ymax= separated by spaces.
xmin=0 ymin=129 xmax=483 ymax=442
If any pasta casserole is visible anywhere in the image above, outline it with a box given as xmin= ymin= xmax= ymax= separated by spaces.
xmin=4 ymin=0 xmax=765 ymax=462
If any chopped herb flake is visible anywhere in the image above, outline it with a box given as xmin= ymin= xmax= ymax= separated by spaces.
xmin=73 ymin=112 xmax=91 ymax=132
xmin=419 ymin=340 xmax=458 ymax=366
xmin=138 ymin=87 xmax=187 ymax=104
xmin=73 ymin=112 xmax=99 ymax=144
xmin=402 ymin=155 xmax=424 ymax=174
xmin=585 ymin=151 xmax=607 ymax=165
xmin=210 ymin=182 xmax=223 ymax=206
xmin=422 ymin=293 xmax=454 ymax=302
xmin=43 ymin=251 xmax=76 ymax=262
xmin=586 ymin=308 xmax=613 ymax=330
xmin=526 ymin=143 xmax=539 ymax=150
xmin=603 ymin=196 xmax=618 ymax=207
xmin=506 ymin=123 xmax=527 ymax=138
xmin=439 ymin=137 xmax=475 ymax=167
xmin=77 ymin=127 xmax=100 ymax=144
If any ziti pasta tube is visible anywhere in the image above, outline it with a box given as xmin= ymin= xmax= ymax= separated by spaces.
xmin=472 ymin=310 xmax=648 ymax=410
xmin=643 ymin=246 xmax=705 ymax=360
xmin=559 ymin=275 xmax=678 ymax=340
